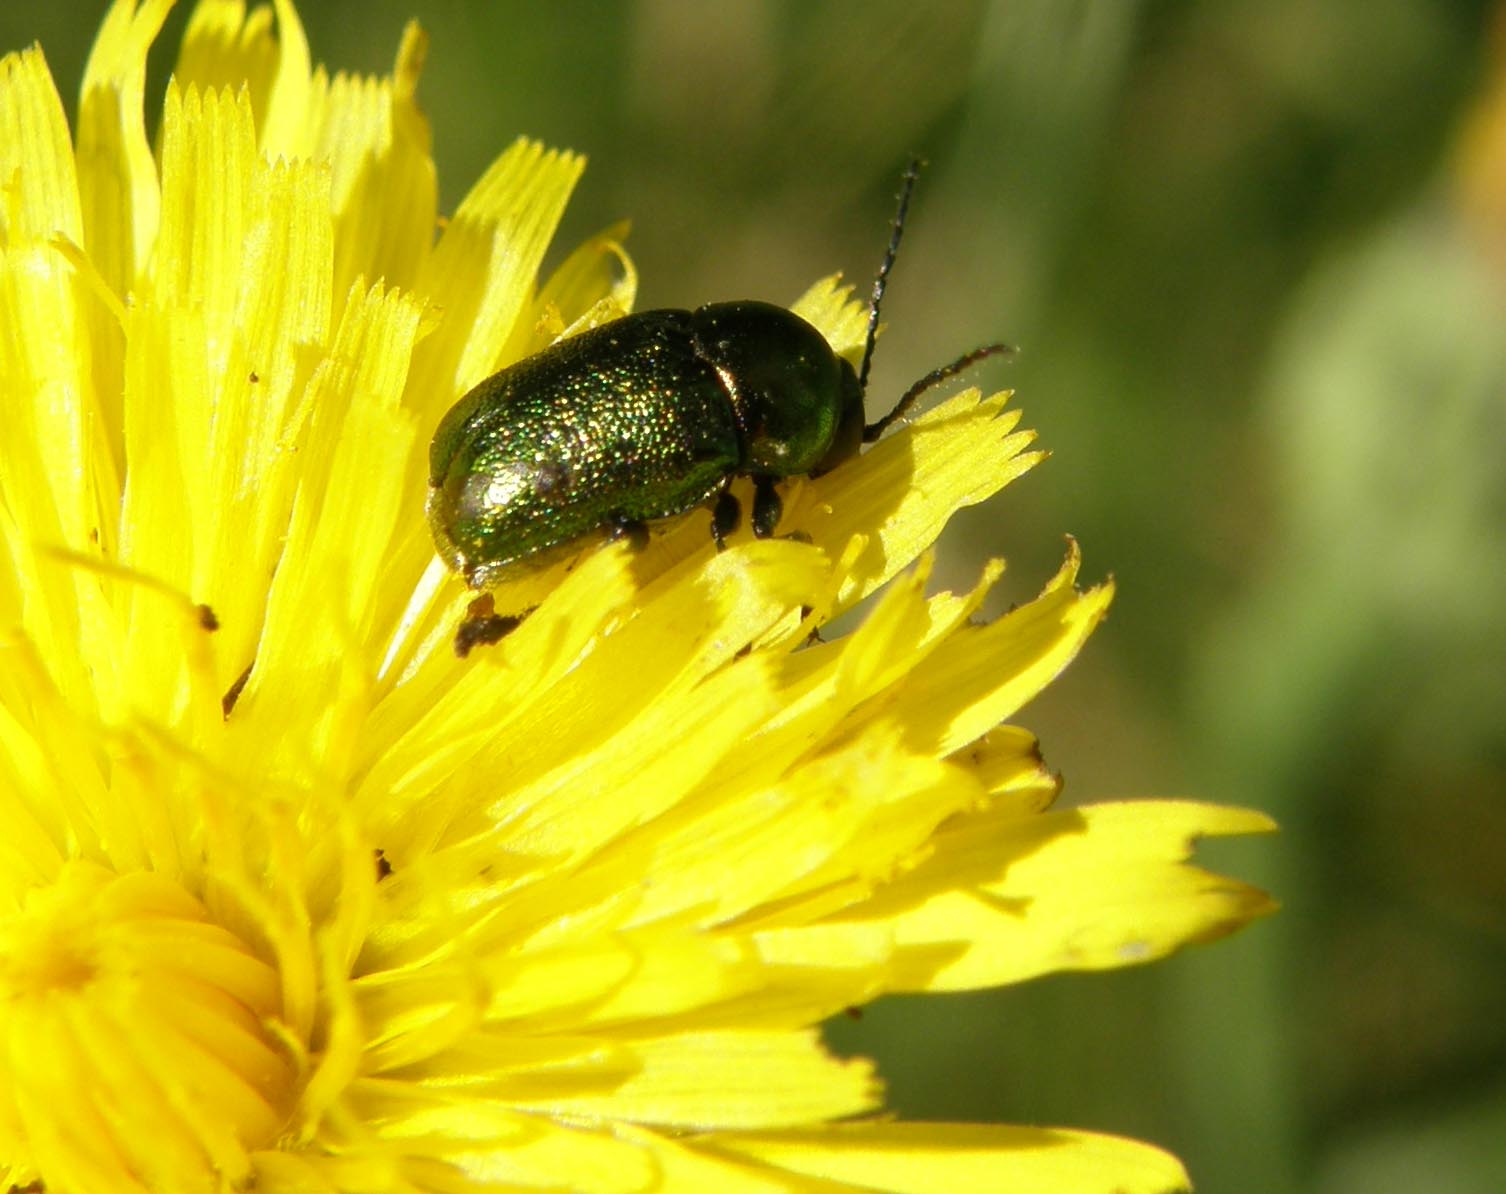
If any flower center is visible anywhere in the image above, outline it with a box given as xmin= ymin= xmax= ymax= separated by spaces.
xmin=0 ymin=862 xmax=293 ymax=1192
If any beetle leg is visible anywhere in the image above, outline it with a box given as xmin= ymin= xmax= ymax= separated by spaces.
xmin=711 ymin=488 xmax=740 ymax=551
xmin=607 ymin=512 xmax=650 ymax=551
xmin=455 ymin=593 xmax=526 ymax=658
xmin=751 ymin=475 xmax=782 ymax=538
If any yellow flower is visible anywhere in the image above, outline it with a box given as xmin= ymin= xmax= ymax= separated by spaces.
xmin=0 ymin=3 xmax=1274 ymax=1192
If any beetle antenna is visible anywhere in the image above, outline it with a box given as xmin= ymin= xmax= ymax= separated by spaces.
xmin=857 ymin=157 xmax=922 ymax=397
xmin=862 ymin=342 xmax=1014 ymax=443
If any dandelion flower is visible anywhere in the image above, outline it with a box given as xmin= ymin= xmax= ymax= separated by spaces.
xmin=0 ymin=3 xmax=1274 ymax=1192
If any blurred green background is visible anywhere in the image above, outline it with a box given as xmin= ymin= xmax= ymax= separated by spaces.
xmin=7 ymin=2 xmax=1505 ymax=1191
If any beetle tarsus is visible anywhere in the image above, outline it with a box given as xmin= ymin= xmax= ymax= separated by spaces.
xmin=712 ymin=489 xmax=740 ymax=550
xmin=455 ymin=614 xmax=519 ymax=657
xmin=751 ymin=475 xmax=781 ymax=538
xmin=607 ymin=513 xmax=650 ymax=550
xmin=455 ymin=593 xmax=524 ymax=658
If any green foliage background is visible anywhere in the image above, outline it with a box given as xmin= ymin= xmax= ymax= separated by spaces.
xmin=6 ymin=3 xmax=1504 ymax=1191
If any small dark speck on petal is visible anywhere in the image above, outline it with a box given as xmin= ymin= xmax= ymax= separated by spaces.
xmin=222 ymin=661 xmax=253 ymax=718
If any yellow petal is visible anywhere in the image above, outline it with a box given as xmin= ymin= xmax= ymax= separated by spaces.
xmin=0 ymin=50 xmax=122 ymax=728
xmin=503 ymin=1029 xmax=879 ymax=1130
xmin=380 ymin=538 xmax=828 ymax=871
xmin=951 ymin=724 xmax=1061 ymax=816
xmin=791 ymin=272 xmax=870 ymax=365
xmin=356 ymin=546 xmax=643 ymax=857
xmin=600 ymin=732 xmax=977 ymax=932
xmin=409 ymin=137 xmax=585 ymax=409
xmin=619 ymin=1125 xmax=841 ymax=1193
xmin=507 ymin=219 xmax=637 ymax=359
xmin=0 ymin=46 xmax=95 ymax=552
xmin=258 ymin=0 xmax=312 ymax=159
xmin=827 ymin=800 xmax=1277 ymax=991
xmin=875 ymin=540 xmax=1112 ymax=756
xmin=299 ymin=23 xmax=436 ymax=298
xmin=77 ymin=0 xmax=169 ymax=300
xmin=329 ymin=1097 xmax=663 ymax=1194
xmin=239 ymin=281 xmax=423 ymax=772
xmin=704 ymin=1122 xmax=1192 ymax=1194
xmin=174 ymin=0 xmax=281 ymax=134
xmin=787 ymin=388 xmax=1045 ymax=611
xmin=0 ymin=45 xmax=82 ymax=244
xmin=145 ymin=83 xmax=335 ymax=695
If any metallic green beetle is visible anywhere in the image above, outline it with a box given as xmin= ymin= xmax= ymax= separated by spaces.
xmin=429 ymin=300 xmax=862 ymax=586
xmin=427 ymin=162 xmax=1005 ymax=653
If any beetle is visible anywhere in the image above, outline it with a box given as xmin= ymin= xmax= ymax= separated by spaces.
xmin=428 ymin=160 xmax=1007 ymax=655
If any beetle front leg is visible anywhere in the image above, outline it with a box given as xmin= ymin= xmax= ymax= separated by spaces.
xmin=607 ymin=512 xmax=650 ymax=551
xmin=751 ymin=475 xmax=781 ymax=538
xmin=711 ymin=488 xmax=740 ymax=551
xmin=455 ymin=593 xmax=526 ymax=657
